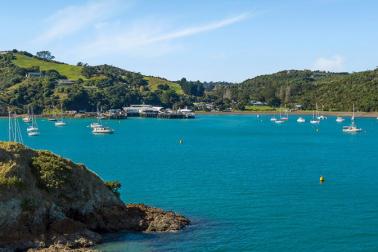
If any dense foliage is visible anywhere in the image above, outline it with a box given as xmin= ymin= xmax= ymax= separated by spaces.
xmin=0 ymin=50 xmax=377 ymax=113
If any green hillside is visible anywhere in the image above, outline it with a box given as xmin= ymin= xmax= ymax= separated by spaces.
xmin=145 ymin=76 xmax=184 ymax=95
xmin=12 ymin=53 xmax=85 ymax=80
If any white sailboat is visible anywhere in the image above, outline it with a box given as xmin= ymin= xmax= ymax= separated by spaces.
xmin=297 ymin=117 xmax=305 ymax=123
xmin=275 ymin=107 xmax=285 ymax=124
xmin=336 ymin=116 xmax=345 ymax=123
xmin=8 ymin=109 xmax=23 ymax=143
xmin=310 ymin=104 xmax=320 ymax=124
xmin=22 ymin=106 xmax=31 ymax=123
xmin=342 ymin=105 xmax=362 ymax=133
xmin=27 ymin=108 xmax=39 ymax=136
xmin=55 ymin=105 xmax=67 ymax=126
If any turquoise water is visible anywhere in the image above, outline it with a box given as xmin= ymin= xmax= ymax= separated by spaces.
xmin=1 ymin=115 xmax=378 ymax=251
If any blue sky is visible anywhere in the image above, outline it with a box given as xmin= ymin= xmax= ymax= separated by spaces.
xmin=1 ymin=0 xmax=377 ymax=82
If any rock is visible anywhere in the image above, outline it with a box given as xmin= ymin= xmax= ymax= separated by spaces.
xmin=0 ymin=142 xmax=190 ymax=251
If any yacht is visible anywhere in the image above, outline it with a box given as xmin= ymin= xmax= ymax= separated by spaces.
xmin=92 ymin=126 xmax=114 ymax=134
xmin=297 ymin=117 xmax=305 ymax=123
xmin=336 ymin=116 xmax=345 ymax=123
xmin=22 ymin=107 xmax=32 ymax=123
xmin=55 ymin=105 xmax=67 ymax=126
xmin=270 ymin=117 xmax=277 ymax=122
xmin=342 ymin=105 xmax=362 ymax=133
xmin=90 ymin=122 xmax=102 ymax=129
xmin=310 ymin=105 xmax=320 ymax=124
xmin=275 ymin=119 xmax=285 ymax=124
xmin=26 ymin=108 xmax=40 ymax=136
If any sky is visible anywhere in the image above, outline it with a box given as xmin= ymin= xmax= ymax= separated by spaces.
xmin=1 ymin=0 xmax=377 ymax=82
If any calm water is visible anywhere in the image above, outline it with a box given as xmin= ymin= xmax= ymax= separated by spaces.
xmin=1 ymin=115 xmax=378 ymax=252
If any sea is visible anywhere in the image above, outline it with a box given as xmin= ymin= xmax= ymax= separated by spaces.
xmin=1 ymin=115 xmax=378 ymax=252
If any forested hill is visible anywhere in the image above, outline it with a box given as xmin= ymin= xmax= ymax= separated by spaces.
xmin=0 ymin=50 xmax=191 ymax=114
xmin=212 ymin=69 xmax=378 ymax=111
xmin=0 ymin=50 xmax=378 ymax=113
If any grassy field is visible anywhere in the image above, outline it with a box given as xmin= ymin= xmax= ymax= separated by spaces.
xmin=244 ymin=105 xmax=276 ymax=111
xmin=145 ymin=76 xmax=184 ymax=94
xmin=12 ymin=54 xmax=84 ymax=80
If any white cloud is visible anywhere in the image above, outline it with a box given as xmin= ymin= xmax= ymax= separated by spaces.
xmin=313 ymin=55 xmax=345 ymax=72
xmin=78 ymin=13 xmax=251 ymax=58
xmin=35 ymin=0 xmax=120 ymax=43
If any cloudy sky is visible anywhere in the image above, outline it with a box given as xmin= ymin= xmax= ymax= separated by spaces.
xmin=1 ymin=0 xmax=377 ymax=82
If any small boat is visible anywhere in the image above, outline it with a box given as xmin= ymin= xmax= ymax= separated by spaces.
xmin=28 ymin=130 xmax=40 ymax=136
xmin=317 ymin=115 xmax=327 ymax=120
xmin=275 ymin=119 xmax=285 ymax=124
xmin=310 ymin=106 xmax=320 ymax=124
xmin=48 ymin=117 xmax=57 ymax=121
xmin=22 ymin=106 xmax=32 ymax=123
xmin=55 ymin=104 xmax=67 ymax=126
xmin=92 ymin=126 xmax=114 ymax=134
xmin=90 ymin=122 xmax=102 ymax=128
xmin=270 ymin=117 xmax=277 ymax=122
xmin=342 ymin=104 xmax=362 ymax=133
xmin=26 ymin=108 xmax=40 ymax=136
xmin=22 ymin=116 xmax=31 ymax=123
xmin=55 ymin=120 xmax=66 ymax=127
xmin=336 ymin=116 xmax=344 ymax=123
xmin=297 ymin=117 xmax=305 ymax=123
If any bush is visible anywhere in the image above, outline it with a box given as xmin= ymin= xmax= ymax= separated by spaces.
xmin=31 ymin=152 xmax=72 ymax=191
xmin=105 ymin=181 xmax=122 ymax=198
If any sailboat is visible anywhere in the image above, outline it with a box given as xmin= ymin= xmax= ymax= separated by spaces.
xmin=48 ymin=106 xmax=58 ymax=121
xmin=8 ymin=109 xmax=24 ymax=143
xmin=27 ymin=108 xmax=39 ymax=136
xmin=55 ymin=105 xmax=67 ymax=126
xmin=336 ymin=116 xmax=344 ymax=123
xmin=310 ymin=104 xmax=320 ymax=124
xmin=275 ymin=108 xmax=285 ymax=124
xmin=297 ymin=117 xmax=305 ymax=123
xmin=22 ymin=106 xmax=32 ymax=123
xmin=342 ymin=105 xmax=362 ymax=133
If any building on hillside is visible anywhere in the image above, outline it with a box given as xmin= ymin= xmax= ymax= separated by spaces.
xmin=250 ymin=100 xmax=268 ymax=106
xmin=26 ymin=72 xmax=42 ymax=78
xmin=57 ymin=79 xmax=75 ymax=85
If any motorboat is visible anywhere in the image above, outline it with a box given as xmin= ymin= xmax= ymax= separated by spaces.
xmin=297 ymin=117 xmax=305 ymax=123
xmin=92 ymin=126 xmax=114 ymax=134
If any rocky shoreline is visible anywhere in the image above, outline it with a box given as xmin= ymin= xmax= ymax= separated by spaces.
xmin=0 ymin=142 xmax=190 ymax=251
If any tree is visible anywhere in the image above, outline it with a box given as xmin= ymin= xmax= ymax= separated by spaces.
xmin=36 ymin=51 xmax=55 ymax=60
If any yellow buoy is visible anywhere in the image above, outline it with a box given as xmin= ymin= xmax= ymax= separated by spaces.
xmin=319 ymin=176 xmax=325 ymax=183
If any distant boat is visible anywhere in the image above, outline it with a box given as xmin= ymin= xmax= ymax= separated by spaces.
xmin=26 ymin=108 xmax=39 ymax=136
xmin=90 ymin=122 xmax=102 ymax=129
xmin=270 ymin=117 xmax=277 ymax=122
xmin=342 ymin=104 xmax=362 ymax=133
xmin=297 ymin=117 xmax=305 ymax=123
xmin=336 ymin=116 xmax=345 ymax=123
xmin=22 ymin=106 xmax=32 ymax=123
xmin=275 ymin=119 xmax=285 ymax=124
xmin=92 ymin=126 xmax=114 ymax=134
xmin=55 ymin=104 xmax=67 ymax=127
xmin=310 ymin=105 xmax=320 ymax=124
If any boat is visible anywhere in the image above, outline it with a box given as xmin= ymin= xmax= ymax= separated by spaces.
xmin=178 ymin=107 xmax=195 ymax=119
xmin=26 ymin=108 xmax=40 ymax=136
xmin=48 ymin=118 xmax=57 ymax=121
xmin=297 ymin=117 xmax=305 ymax=123
xmin=275 ymin=119 xmax=285 ymax=124
xmin=92 ymin=126 xmax=114 ymax=134
xmin=22 ymin=107 xmax=32 ymax=123
xmin=270 ymin=117 xmax=277 ymax=122
xmin=55 ymin=120 xmax=67 ymax=127
xmin=336 ymin=116 xmax=344 ymax=123
xmin=90 ymin=122 xmax=102 ymax=129
xmin=342 ymin=105 xmax=362 ymax=133
xmin=310 ymin=105 xmax=320 ymax=124
xmin=55 ymin=105 xmax=67 ymax=127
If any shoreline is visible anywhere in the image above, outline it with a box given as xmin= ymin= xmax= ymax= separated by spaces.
xmin=1 ymin=111 xmax=378 ymax=119
xmin=196 ymin=111 xmax=378 ymax=118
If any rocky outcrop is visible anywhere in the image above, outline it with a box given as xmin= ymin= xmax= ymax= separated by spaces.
xmin=0 ymin=142 xmax=189 ymax=251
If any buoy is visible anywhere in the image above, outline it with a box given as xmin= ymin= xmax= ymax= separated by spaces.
xmin=319 ymin=176 xmax=325 ymax=183
xmin=179 ymin=139 xmax=184 ymax=144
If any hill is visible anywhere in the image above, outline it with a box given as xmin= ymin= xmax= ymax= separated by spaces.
xmin=0 ymin=51 xmax=189 ymax=114
xmin=0 ymin=142 xmax=190 ymax=251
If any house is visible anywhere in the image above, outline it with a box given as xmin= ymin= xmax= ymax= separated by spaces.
xmin=26 ymin=72 xmax=42 ymax=78
xmin=250 ymin=100 xmax=268 ymax=106
xmin=57 ymin=79 xmax=75 ymax=85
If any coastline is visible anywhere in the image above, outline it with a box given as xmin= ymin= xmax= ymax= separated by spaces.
xmin=196 ymin=111 xmax=378 ymax=118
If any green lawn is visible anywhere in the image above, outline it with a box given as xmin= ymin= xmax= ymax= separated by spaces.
xmin=244 ymin=105 xmax=276 ymax=111
xmin=12 ymin=54 xmax=84 ymax=80
xmin=145 ymin=76 xmax=183 ymax=94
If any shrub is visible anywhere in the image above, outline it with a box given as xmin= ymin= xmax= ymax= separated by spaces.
xmin=105 ymin=181 xmax=122 ymax=198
